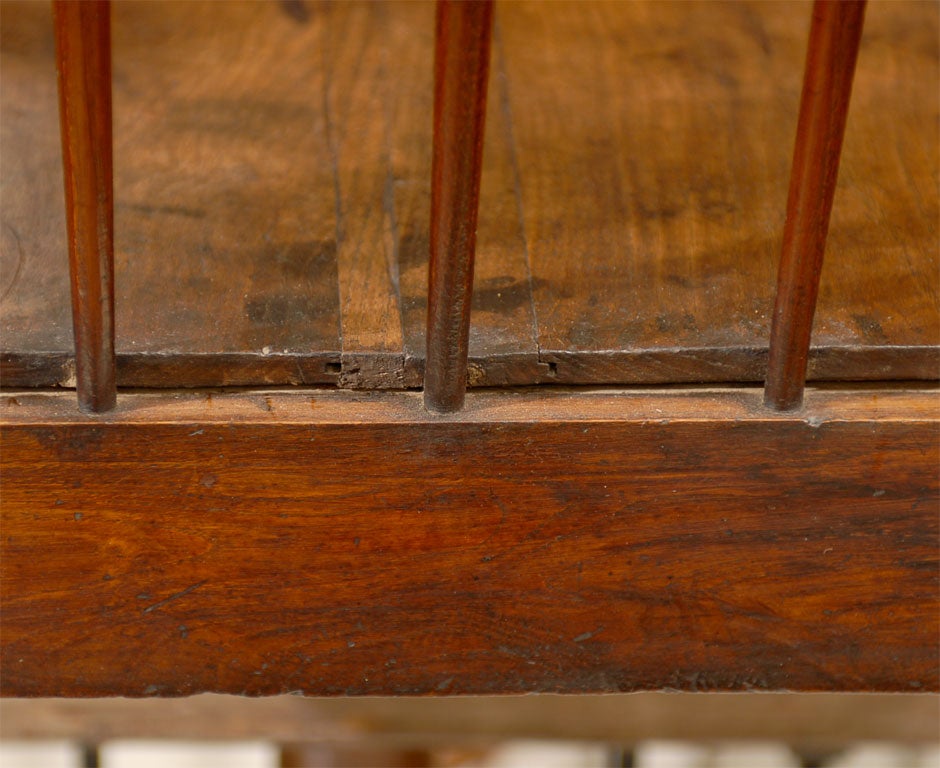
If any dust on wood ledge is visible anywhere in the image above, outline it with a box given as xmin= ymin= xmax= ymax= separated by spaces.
xmin=1 ymin=385 xmax=937 ymax=424
xmin=2 ymin=0 xmax=937 ymax=389
xmin=2 ymin=386 xmax=937 ymax=696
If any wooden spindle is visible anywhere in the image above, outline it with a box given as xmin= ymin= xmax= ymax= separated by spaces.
xmin=764 ymin=0 xmax=866 ymax=411
xmin=424 ymin=0 xmax=494 ymax=414
xmin=53 ymin=0 xmax=116 ymax=414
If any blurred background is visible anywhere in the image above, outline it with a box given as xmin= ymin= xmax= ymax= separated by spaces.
xmin=1 ymin=693 xmax=938 ymax=767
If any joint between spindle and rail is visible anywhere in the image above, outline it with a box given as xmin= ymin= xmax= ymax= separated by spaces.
xmin=53 ymin=0 xmax=117 ymax=414
xmin=763 ymin=0 xmax=866 ymax=413
xmin=423 ymin=0 xmax=494 ymax=414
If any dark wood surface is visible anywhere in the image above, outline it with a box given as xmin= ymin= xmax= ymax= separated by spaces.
xmin=52 ymin=0 xmax=116 ymax=412
xmin=1 ymin=1 xmax=937 ymax=389
xmin=765 ymin=0 xmax=867 ymax=411
xmin=2 ymin=387 xmax=936 ymax=696
xmin=425 ymin=0 xmax=493 ymax=412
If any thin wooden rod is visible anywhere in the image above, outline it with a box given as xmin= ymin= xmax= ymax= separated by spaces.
xmin=424 ymin=0 xmax=494 ymax=414
xmin=53 ymin=0 xmax=116 ymax=414
xmin=764 ymin=0 xmax=866 ymax=411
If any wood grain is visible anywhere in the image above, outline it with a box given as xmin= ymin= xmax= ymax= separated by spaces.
xmin=3 ymin=1 xmax=343 ymax=387
xmin=52 ymin=0 xmax=115 ymax=413
xmin=2 ymin=387 xmax=936 ymax=696
xmin=386 ymin=3 xmax=542 ymax=389
xmin=1 ymin=1 xmax=937 ymax=389
xmin=496 ymin=0 xmax=938 ymax=383
xmin=319 ymin=2 xmax=405 ymax=389
xmin=425 ymin=0 xmax=494 ymax=412
xmin=765 ymin=0 xmax=867 ymax=411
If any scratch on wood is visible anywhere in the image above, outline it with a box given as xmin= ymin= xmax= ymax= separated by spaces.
xmin=574 ymin=626 xmax=604 ymax=643
xmin=142 ymin=580 xmax=207 ymax=615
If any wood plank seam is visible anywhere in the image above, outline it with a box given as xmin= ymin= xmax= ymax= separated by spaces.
xmin=425 ymin=0 xmax=494 ymax=413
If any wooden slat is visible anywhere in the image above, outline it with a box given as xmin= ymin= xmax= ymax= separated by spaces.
xmin=424 ymin=0 xmax=494 ymax=412
xmin=383 ymin=1 xmax=439 ymax=388
xmin=320 ymin=2 xmax=406 ymax=389
xmin=53 ymin=0 xmax=115 ymax=413
xmin=466 ymin=11 xmax=545 ymax=385
xmin=495 ymin=0 xmax=938 ymax=384
xmin=107 ymin=0 xmax=343 ymax=384
xmin=1 ymin=387 xmax=936 ymax=696
xmin=2 ymin=1 xmax=343 ymax=388
xmin=765 ymin=0 xmax=867 ymax=411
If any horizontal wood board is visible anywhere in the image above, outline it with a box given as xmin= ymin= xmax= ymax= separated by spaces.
xmin=2 ymin=388 xmax=937 ymax=696
xmin=2 ymin=693 xmax=939 ymax=747
xmin=1 ymin=1 xmax=938 ymax=388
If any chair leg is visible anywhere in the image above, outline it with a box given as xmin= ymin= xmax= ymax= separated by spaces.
xmin=424 ymin=0 xmax=494 ymax=413
xmin=53 ymin=0 xmax=116 ymax=414
xmin=764 ymin=0 xmax=867 ymax=411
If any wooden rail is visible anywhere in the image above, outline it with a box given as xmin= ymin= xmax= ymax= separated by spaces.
xmin=2 ymin=387 xmax=937 ymax=696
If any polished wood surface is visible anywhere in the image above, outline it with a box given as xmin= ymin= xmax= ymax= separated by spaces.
xmin=425 ymin=0 xmax=493 ymax=412
xmin=51 ymin=0 xmax=115 ymax=412
xmin=2 ymin=1 xmax=936 ymax=389
xmin=765 ymin=0 xmax=867 ymax=411
xmin=2 ymin=387 xmax=936 ymax=696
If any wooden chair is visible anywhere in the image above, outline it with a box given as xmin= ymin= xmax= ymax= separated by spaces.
xmin=1 ymin=0 xmax=936 ymax=697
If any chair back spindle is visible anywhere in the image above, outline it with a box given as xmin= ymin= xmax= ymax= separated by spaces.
xmin=424 ymin=0 xmax=494 ymax=413
xmin=53 ymin=0 xmax=116 ymax=414
xmin=764 ymin=0 xmax=867 ymax=411
xmin=53 ymin=0 xmax=867 ymax=415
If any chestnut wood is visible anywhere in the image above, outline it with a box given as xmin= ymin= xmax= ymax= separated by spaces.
xmin=2 ymin=1 xmax=937 ymax=389
xmin=52 ymin=0 xmax=115 ymax=413
xmin=765 ymin=0 xmax=868 ymax=411
xmin=425 ymin=0 xmax=494 ymax=412
xmin=2 ymin=387 xmax=936 ymax=696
